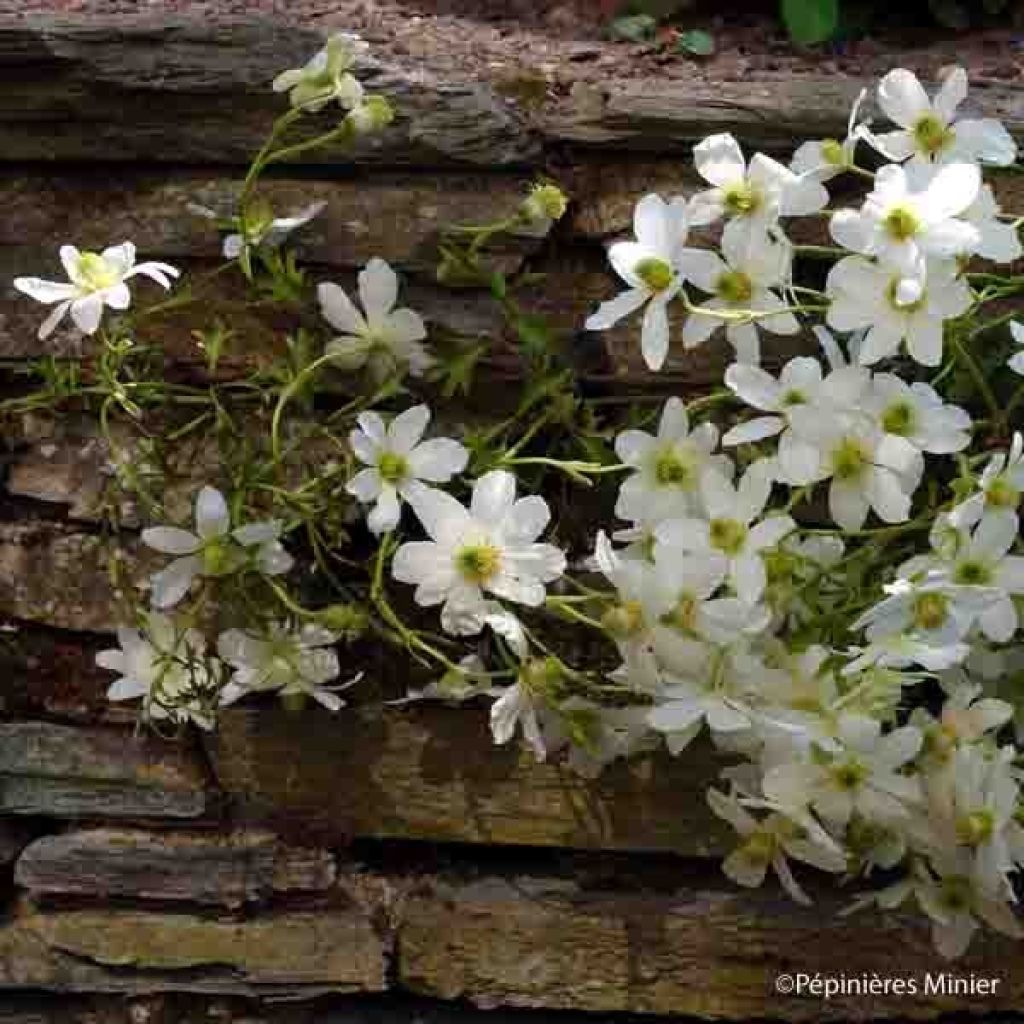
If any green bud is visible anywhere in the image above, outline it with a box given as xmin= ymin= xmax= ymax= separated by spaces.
xmin=316 ymin=603 xmax=369 ymax=638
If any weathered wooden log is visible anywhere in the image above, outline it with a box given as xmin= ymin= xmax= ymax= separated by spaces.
xmin=0 ymin=20 xmax=538 ymax=167
xmin=0 ymin=722 xmax=207 ymax=819
xmin=208 ymin=706 xmax=731 ymax=856
xmin=15 ymin=828 xmax=337 ymax=907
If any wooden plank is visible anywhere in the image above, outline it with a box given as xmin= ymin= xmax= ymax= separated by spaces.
xmin=399 ymin=872 xmax=1024 ymax=1020
xmin=0 ymin=721 xmax=207 ymax=819
xmin=14 ymin=828 xmax=336 ymax=907
xmin=208 ymin=706 xmax=731 ymax=856
xmin=0 ymin=19 xmax=537 ymax=167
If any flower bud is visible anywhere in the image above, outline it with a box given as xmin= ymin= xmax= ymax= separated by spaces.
xmin=346 ymin=95 xmax=394 ymax=135
xmin=316 ymin=602 xmax=369 ymax=639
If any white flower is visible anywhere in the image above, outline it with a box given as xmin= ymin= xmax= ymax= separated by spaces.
xmin=722 ymin=356 xmax=825 ymax=446
xmin=141 ymin=486 xmax=293 ymax=609
xmin=679 ymin=224 xmax=799 ymax=364
xmin=869 ymin=66 xmax=1017 ymax=167
xmin=826 ymin=255 xmax=972 ymax=367
xmin=272 ymin=33 xmax=368 ymax=112
xmin=584 ymin=194 xmax=694 ymax=371
xmin=347 ymin=405 xmax=468 ymax=535
xmin=708 ymin=788 xmax=847 ymax=904
xmin=784 ymin=401 xmax=914 ymax=531
xmin=217 ymin=622 xmax=352 ymax=711
xmin=789 ymin=89 xmax=867 ymax=182
xmin=763 ymin=714 xmax=923 ymax=827
xmin=1009 ymin=322 xmax=1024 ymax=376
xmin=393 ymin=470 xmax=566 ymax=635
xmin=864 ymin=374 xmax=971 ymax=472
xmin=656 ymin=464 xmax=795 ymax=604
xmin=689 ymin=133 xmax=828 ymax=239
xmin=949 ymin=432 xmax=1024 ymax=530
xmin=190 ymin=200 xmax=327 ymax=262
xmin=963 ymin=185 xmax=1022 ymax=264
xmin=97 ymin=613 xmax=217 ymax=729
xmin=920 ymin=513 xmax=1024 ymax=643
xmin=830 ymin=162 xmax=980 ymax=279
xmin=318 ymin=258 xmax=433 ymax=380
xmin=14 ymin=242 xmax=179 ymax=340
xmin=613 ymin=396 xmax=731 ymax=524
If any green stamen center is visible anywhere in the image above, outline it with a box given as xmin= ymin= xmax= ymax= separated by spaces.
xmin=884 ymin=205 xmax=921 ymax=242
xmin=987 ymin=477 xmax=1020 ymax=509
xmin=956 ymin=809 xmax=995 ymax=847
xmin=881 ymin=400 xmax=916 ymax=437
xmin=831 ymin=437 xmax=869 ymax=481
xmin=76 ymin=252 xmax=119 ymax=291
xmin=709 ymin=517 xmax=748 ymax=556
xmin=653 ymin=447 xmax=697 ymax=489
xmin=832 ymin=758 xmax=867 ymax=790
xmin=913 ymin=114 xmax=954 ymax=156
xmin=820 ymin=138 xmax=846 ymax=166
xmin=634 ymin=258 xmax=674 ymax=292
xmin=377 ymin=450 xmax=409 ymax=485
xmin=953 ymin=558 xmax=992 ymax=586
xmin=723 ymin=182 xmax=760 ymax=216
xmin=716 ymin=270 xmax=754 ymax=305
xmin=913 ymin=591 xmax=949 ymax=631
xmin=455 ymin=543 xmax=502 ymax=584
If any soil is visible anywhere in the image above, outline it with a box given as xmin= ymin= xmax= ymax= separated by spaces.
xmin=3 ymin=0 xmax=1024 ymax=95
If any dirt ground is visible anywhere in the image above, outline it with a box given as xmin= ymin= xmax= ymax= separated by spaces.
xmin=4 ymin=0 xmax=1024 ymax=89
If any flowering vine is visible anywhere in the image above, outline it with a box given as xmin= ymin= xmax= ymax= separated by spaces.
xmin=8 ymin=35 xmax=1024 ymax=960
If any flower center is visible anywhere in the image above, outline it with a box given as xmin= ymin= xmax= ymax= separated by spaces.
xmin=665 ymin=592 xmax=698 ymax=633
xmin=912 ymin=591 xmax=949 ymax=631
xmin=913 ymin=114 xmax=954 ymax=157
xmin=709 ymin=517 xmax=748 ymax=556
xmin=76 ymin=252 xmax=120 ymax=291
xmin=939 ymin=874 xmax=972 ymax=912
xmin=956 ymin=809 xmax=995 ymax=847
xmin=526 ymin=183 xmax=568 ymax=221
xmin=741 ymin=828 xmax=777 ymax=865
xmin=634 ymin=257 xmax=674 ymax=292
xmin=820 ymin=138 xmax=846 ymax=166
xmin=376 ymin=450 xmax=409 ymax=485
xmin=881 ymin=400 xmax=916 ymax=437
xmin=653 ymin=446 xmax=697 ymax=489
xmin=201 ymin=537 xmax=242 ymax=577
xmin=723 ymin=181 xmax=760 ymax=216
xmin=883 ymin=205 xmax=921 ymax=242
xmin=831 ymin=437 xmax=870 ymax=481
xmin=603 ymin=599 xmax=646 ymax=638
xmin=781 ymin=388 xmax=807 ymax=407
xmin=953 ymin=558 xmax=993 ymax=586
xmin=455 ymin=543 xmax=502 ymax=585
xmin=831 ymin=757 xmax=867 ymax=791
xmin=716 ymin=270 xmax=754 ymax=305
xmin=986 ymin=476 xmax=1020 ymax=509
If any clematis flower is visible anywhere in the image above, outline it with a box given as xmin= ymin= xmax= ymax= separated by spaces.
xmin=272 ymin=33 xmax=368 ymax=112
xmin=217 ymin=622 xmax=355 ymax=711
xmin=868 ymin=67 xmax=1017 ymax=167
xmin=189 ymin=199 xmax=326 ymax=263
xmin=656 ymin=463 xmax=796 ymax=604
xmin=392 ymin=470 xmax=566 ymax=636
xmin=689 ymin=133 xmax=828 ymax=240
xmin=142 ymin=486 xmax=293 ymax=609
xmin=722 ymin=356 xmax=825 ymax=446
xmin=613 ymin=396 xmax=731 ymax=525
xmin=763 ymin=713 xmax=923 ymax=828
xmin=1009 ymin=322 xmax=1024 ymax=376
xmin=318 ymin=258 xmax=433 ymax=381
xmin=829 ymin=162 xmax=980 ymax=280
xmin=825 ymin=255 xmax=972 ymax=367
xmin=679 ymin=224 xmax=800 ymax=364
xmin=708 ymin=788 xmax=847 ymax=904
xmin=97 ymin=613 xmax=217 ymax=729
xmin=949 ymin=432 xmax=1024 ymax=530
xmin=14 ymin=242 xmax=179 ymax=340
xmin=584 ymin=194 xmax=694 ymax=371
xmin=347 ymin=404 xmax=468 ymax=535
xmin=790 ymin=88 xmax=868 ymax=182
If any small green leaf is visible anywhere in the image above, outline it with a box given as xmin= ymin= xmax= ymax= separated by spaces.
xmin=780 ymin=0 xmax=839 ymax=44
xmin=608 ymin=13 xmax=658 ymax=41
xmin=676 ymin=29 xmax=715 ymax=55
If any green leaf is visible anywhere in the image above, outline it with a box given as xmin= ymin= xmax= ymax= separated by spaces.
xmin=608 ymin=13 xmax=658 ymax=41
xmin=676 ymin=29 xmax=714 ymax=55
xmin=780 ymin=0 xmax=839 ymax=44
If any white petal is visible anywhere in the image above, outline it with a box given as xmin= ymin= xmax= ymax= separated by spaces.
xmin=367 ymin=487 xmax=402 ymax=535
xmin=471 ymin=470 xmax=516 ymax=526
xmin=585 ymin=288 xmax=648 ymax=330
xmin=694 ymin=133 xmax=746 ymax=187
xmin=388 ymin=404 xmax=431 ymax=453
xmin=69 ymin=294 xmax=105 ymax=335
xmin=12 ymin=277 xmax=77 ymax=304
xmin=407 ymin=438 xmax=468 ymax=482
xmin=933 ymin=66 xmax=967 ymax=123
xmin=141 ymin=526 xmax=200 ymax=555
xmin=149 ymin=556 xmax=202 ymax=609
xmin=318 ymin=281 xmax=367 ymax=335
xmin=732 ymin=553 xmax=766 ymax=604
xmin=195 ymin=486 xmax=230 ymax=539
xmin=641 ymin=296 xmax=670 ymax=371
xmin=358 ymin=257 xmax=398 ymax=325
xmin=346 ymin=467 xmax=384 ymax=502
xmin=877 ymin=69 xmax=932 ymax=129
xmin=722 ymin=416 xmax=785 ymax=446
